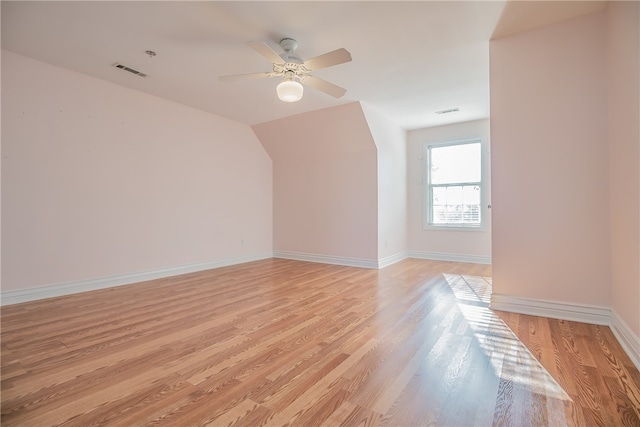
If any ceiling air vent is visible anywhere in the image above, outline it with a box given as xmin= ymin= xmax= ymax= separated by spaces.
xmin=112 ymin=63 xmax=147 ymax=78
xmin=435 ymin=108 xmax=460 ymax=115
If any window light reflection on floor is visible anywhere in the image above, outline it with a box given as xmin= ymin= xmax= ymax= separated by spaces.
xmin=443 ymin=273 xmax=572 ymax=403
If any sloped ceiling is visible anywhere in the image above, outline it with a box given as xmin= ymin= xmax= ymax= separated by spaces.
xmin=1 ymin=1 xmax=606 ymax=130
xmin=492 ymin=0 xmax=607 ymax=39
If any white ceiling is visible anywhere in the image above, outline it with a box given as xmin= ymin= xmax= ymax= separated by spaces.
xmin=1 ymin=1 xmax=606 ymax=130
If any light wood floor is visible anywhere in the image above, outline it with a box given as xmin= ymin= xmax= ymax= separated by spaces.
xmin=1 ymin=258 xmax=639 ymax=426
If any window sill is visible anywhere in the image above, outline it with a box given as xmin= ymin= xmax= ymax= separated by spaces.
xmin=423 ymin=224 xmax=488 ymax=232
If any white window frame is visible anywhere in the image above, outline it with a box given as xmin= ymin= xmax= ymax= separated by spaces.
xmin=423 ymin=138 xmax=487 ymax=231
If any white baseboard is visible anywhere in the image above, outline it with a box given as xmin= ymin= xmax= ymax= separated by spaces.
xmin=408 ymin=250 xmax=491 ymax=265
xmin=378 ymin=252 xmax=409 ymax=268
xmin=273 ymin=250 xmax=379 ymax=269
xmin=273 ymin=250 xmax=411 ymax=269
xmin=490 ymin=293 xmax=611 ymax=325
xmin=273 ymin=249 xmax=489 ymax=269
xmin=610 ymin=310 xmax=640 ymax=371
xmin=0 ymin=252 xmax=273 ymax=306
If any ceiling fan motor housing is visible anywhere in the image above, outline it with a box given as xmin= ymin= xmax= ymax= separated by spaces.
xmin=280 ymin=38 xmax=298 ymax=52
xmin=279 ymin=38 xmax=303 ymax=64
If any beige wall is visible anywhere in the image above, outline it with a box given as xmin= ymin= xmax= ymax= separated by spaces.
xmin=606 ymin=1 xmax=640 ymax=336
xmin=1 ymin=51 xmax=273 ymax=292
xmin=253 ymin=102 xmax=378 ymax=264
xmin=407 ymin=119 xmax=492 ymax=262
xmin=490 ymin=11 xmax=610 ymax=305
xmin=361 ymin=103 xmax=408 ymax=262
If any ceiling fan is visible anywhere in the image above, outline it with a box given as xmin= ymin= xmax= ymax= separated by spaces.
xmin=219 ymin=38 xmax=352 ymax=103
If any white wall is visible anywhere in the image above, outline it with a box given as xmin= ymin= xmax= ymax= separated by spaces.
xmin=361 ymin=103 xmax=408 ymax=264
xmin=253 ymin=102 xmax=379 ymax=267
xmin=606 ymin=1 xmax=640 ymax=337
xmin=489 ymin=11 xmax=610 ymax=306
xmin=1 ymin=50 xmax=273 ymax=295
xmin=407 ymin=119 xmax=492 ymax=263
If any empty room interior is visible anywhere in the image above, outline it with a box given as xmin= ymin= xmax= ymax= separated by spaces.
xmin=1 ymin=1 xmax=639 ymax=426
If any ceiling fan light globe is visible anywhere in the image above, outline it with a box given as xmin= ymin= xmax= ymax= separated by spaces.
xmin=277 ymin=80 xmax=303 ymax=102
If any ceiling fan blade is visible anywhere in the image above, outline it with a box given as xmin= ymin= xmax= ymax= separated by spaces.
xmin=248 ymin=41 xmax=285 ymax=65
xmin=303 ymin=48 xmax=352 ymax=71
xmin=301 ymin=75 xmax=347 ymax=98
xmin=218 ymin=72 xmax=275 ymax=82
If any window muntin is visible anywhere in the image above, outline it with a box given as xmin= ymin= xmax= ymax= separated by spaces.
xmin=425 ymin=140 xmax=483 ymax=228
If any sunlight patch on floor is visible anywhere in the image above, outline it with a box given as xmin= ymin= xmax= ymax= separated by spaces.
xmin=444 ymin=273 xmax=572 ymax=403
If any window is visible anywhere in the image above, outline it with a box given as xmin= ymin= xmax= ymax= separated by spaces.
xmin=424 ymin=139 xmax=483 ymax=228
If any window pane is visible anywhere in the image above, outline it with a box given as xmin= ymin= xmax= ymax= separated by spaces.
xmin=462 ymin=185 xmax=480 ymax=205
xmin=432 ymin=205 xmax=447 ymax=224
xmin=430 ymin=143 xmax=481 ymax=184
xmin=432 ymin=186 xmax=446 ymax=205
xmin=464 ymin=205 xmax=480 ymax=223
xmin=445 ymin=185 xmax=463 ymax=205
xmin=429 ymin=184 xmax=482 ymax=225
xmin=447 ymin=204 xmax=463 ymax=223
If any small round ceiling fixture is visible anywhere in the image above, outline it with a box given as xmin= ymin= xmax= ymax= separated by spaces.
xmin=277 ymin=72 xmax=303 ymax=103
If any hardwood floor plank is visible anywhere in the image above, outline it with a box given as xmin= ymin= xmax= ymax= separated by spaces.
xmin=318 ymin=400 xmax=359 ymax=427
xmin=602 ymin=375 xmax=640 ymax=427
xmin=258 ymin=351 xmax=350 ymax=414
xmin=354 ymin=323 xmax=447 ymax=414
xmin=58 ymin=378 xmax=199 ymax=427
xmin=333 ymin=404 xmax=382 ymax=427
xmin=594 ymin=326 xmax=640 ymax=419
xmin=203 ymin=398 xmax=262 ymax=427
xmin=2 ymin=258 xmax=639 ymax=426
